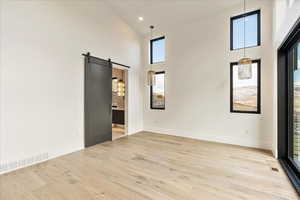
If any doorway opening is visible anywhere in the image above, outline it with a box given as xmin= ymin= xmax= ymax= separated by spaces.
xmin=112 ymin=66 xmax=128 ymax=140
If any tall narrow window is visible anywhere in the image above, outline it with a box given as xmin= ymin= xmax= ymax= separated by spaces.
xmin=151 ymin=71 xmax=165 ymax=110
xmin=230 ymin=60 xmax=261 ymax=114
xmin=290 ymin=42 xmax=300 ymax=168
xmin=230 ymin=10 xmax=261 ymax=50
xmin=150 ymin=36 xmax=165 ymax=64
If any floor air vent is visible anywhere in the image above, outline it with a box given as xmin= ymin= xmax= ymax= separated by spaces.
xmin=271 ymin=167 xmax=279 ymax=172
xmin=0 ymin=153 xmax=49 ymax=174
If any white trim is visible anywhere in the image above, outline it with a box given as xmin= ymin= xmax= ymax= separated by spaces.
xmin=143 ymin=127 xmax=272 ymax=151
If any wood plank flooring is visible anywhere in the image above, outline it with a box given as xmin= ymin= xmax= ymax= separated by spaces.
xmin=112 ymin=126 xmax=125 ymax=140
xmin=0 ymin=132 xmax=299 ymax=200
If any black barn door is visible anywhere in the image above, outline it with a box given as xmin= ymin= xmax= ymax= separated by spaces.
xmin=85 ymin=56 xmax=112 ymax=148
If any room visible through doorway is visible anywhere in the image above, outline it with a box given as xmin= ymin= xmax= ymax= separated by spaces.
xmin=112 ymin=66 xmax=128 ymax=140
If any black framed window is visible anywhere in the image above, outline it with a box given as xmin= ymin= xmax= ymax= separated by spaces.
xmin=278 ymin=18 xmax=300 ymax=194
xmin=150 ymin=36 xmax=165 ymax=64
xmin=230 ymin=10 xmax=261 ymax=50
xmin=230 ymin=60 xmax=261 ymax=114
xmin=150 ymin=71 xmax=165 ymax=110
xmin=287 ymin=41 xmax=300 ymax=165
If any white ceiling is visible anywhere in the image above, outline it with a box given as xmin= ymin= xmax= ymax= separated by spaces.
xmin=104 ymin=0 xmax=242 ymax=35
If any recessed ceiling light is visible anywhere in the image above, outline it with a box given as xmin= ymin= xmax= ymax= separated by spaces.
xmin=138 ymin=17 xmax=144 ymax=21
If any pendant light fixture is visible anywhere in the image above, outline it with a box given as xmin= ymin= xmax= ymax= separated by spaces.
xmin=238 ymin=0 xmax=252 ymax=80
xmin=117 ymin=80 xmax=125 ymax=97
xmin=147 ymin=25 xmax=156 ymax=86
xmin=112 ymin=77 xmax=118 ymax=92
xmin=117 ymin=70 xmax=125 ymax=97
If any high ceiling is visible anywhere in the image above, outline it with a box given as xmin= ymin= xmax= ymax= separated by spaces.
xmin=104 ymin=0 xmax=242 ymax=35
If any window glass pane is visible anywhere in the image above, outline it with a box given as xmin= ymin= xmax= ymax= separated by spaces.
xmin=231 ymin=62 xmax=259 ymax=112
xmin=298 ymin=43 xmax=300 ymax=69
xmin=151 ymin=73 xmax=165 ymax=109
xmin=152 ymin=38 xmax=165 ymax=63
xmin=232 ymin=13 xmax=258 ymax=49
xmin=294 ymin=43 xmax=300 ymax=166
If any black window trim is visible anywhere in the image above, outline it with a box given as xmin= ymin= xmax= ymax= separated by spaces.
xmin=277 ymin=17 xmax=300 ymax=195
xmin=230 ymin=9 xmax=261 ymax=51
xmin=150 ymin=36 xmax=165 ymax=64
xmin=230 ymin=59 xmax=261 ymax=114
xmin=150 ymin=71 xmax=165 ymax=110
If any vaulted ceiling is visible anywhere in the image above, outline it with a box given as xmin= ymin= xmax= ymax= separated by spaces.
xmin=104 ymin=0 xmax=242 ymax=35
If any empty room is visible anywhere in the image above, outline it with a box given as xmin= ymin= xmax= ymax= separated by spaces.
xmin=0 ymin=0 xmax=300 ymax=199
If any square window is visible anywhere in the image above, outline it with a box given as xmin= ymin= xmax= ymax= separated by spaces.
xmin=150 ymin=36 xmax=165 ymax=64
xmin=230 ymin=10 xmax=261 ymax=50
xmin=150 ymin=71 xmax=165 ymax=109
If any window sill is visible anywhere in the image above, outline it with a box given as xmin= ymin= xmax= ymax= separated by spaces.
xmin=150 ymin=61 xmax=165 ymax=65
xmin=230 ymin=44 xmax=261 ymax=51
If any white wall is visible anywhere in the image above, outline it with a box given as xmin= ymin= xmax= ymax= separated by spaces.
xmin=142 ymin=0 xmax=274 ymax=150
xmin=1 ymin=0 xmax=297 ymax=172
xmin=0 ymin=0 xmax=2 ymax=169
xmin=0 ymin=0 xmax=143 ymax=171
xmin=272 ymin=0 xmax=300 ymax=157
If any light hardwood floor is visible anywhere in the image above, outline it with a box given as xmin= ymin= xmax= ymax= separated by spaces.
xmin=112 ymin=125 xmax=125 ymax=140
xmin=0 ymin=132 xmax=299 ymax=200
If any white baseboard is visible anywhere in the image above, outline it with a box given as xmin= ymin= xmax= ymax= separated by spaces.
xmin=0 ymin=128 xmax=273 ymax=175
xmin=0 ymin=131 xmax=143 ymax=175
xmin=0 ymin=147 xmax=83 ymax=175
xmin=143 ymin=127 xmax=272 ymax=151
xmin=128 ymin=128 xmax=143 ymax=136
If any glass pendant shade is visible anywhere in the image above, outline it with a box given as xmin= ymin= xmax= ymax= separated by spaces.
xmin=147 ymin=70 xmax=156 ymax=86
xmin=112 ymin=78 xmax=118 ymax=92
xmin=117 ymin=80 xmax=125 ymax=96
xmin=238 ymin=58 xmax=252 ymax=80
